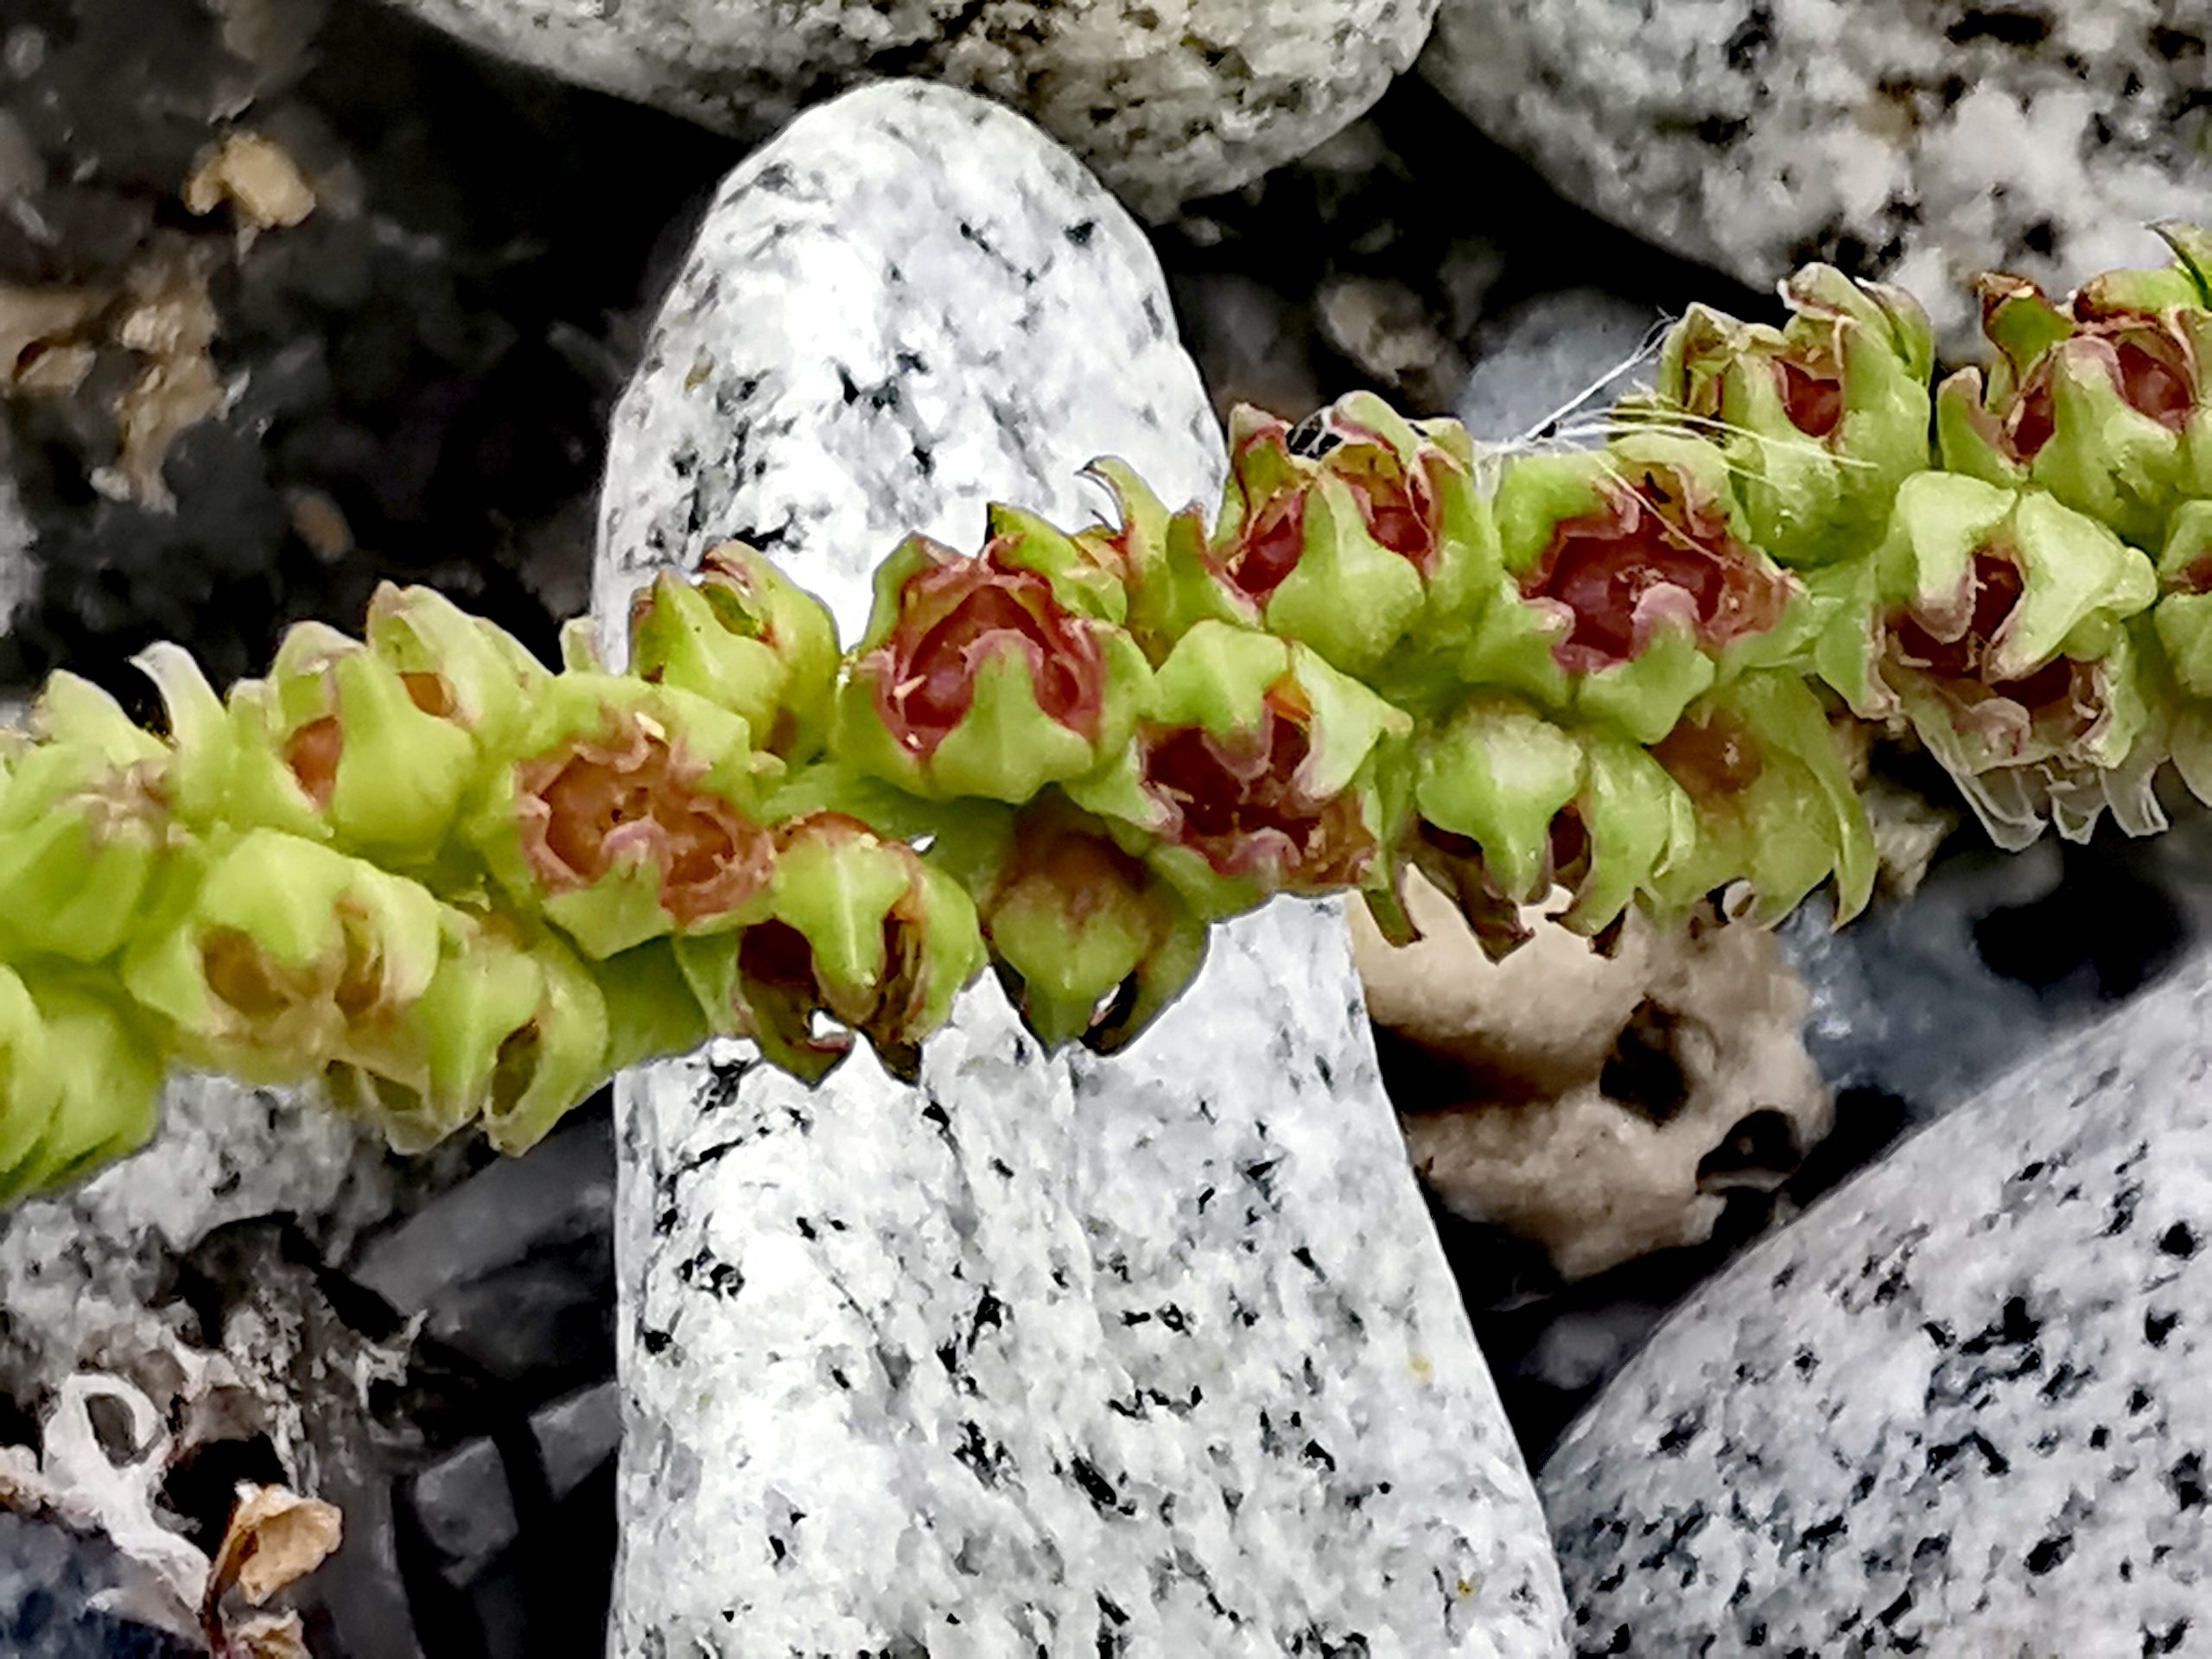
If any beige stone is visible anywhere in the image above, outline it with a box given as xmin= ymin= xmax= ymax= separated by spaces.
xmin=1354 ymin=874 xmax=1829 ymax=1281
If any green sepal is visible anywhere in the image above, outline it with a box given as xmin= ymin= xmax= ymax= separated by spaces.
xmin=626 ymin=544 xmax=839 ymax=761
xmin=598 ymin=938 xmax=712 ymax=1075
xmin=1413 ymin=697 xmax=1585 ymax=903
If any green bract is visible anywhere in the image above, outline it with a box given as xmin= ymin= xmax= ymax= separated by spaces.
xmin=973 ymin=795 xmax=1210 ymax=1052
xmin=1644 ymin=672 xmax=1876 ymax=925
xmin=1643 ymin=264 xmax=1934 ymax=567
xmin=1408 ymin=696 xmax=1694 ymax=955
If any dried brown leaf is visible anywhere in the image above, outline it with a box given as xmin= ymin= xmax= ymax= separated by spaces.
xmin=0 ymin=285 xmax=106 ymax=391
xmin=207 ymin=1483 xmax=342 ymax=1610
xmin=226 ymin=1611 xmax=314 ymax=1659
xmin=185 ymin=133 xmax=316 ymax=233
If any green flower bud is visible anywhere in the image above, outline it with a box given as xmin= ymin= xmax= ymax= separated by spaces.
xmin=1644 ymin=264 xmax=1934 ymax=566
xmin=626 ymin=543 xmax=839 ymax=761
xmin=121 ymin=829 xmax=445 ymax=1084
xmin=973 ymin=796 xmax=1211 ymax=1052
xmin=361 ymin=582 xmax=551 ymax=760
xmin=675 ymin=812 xmax=985 ymax=1082
xmin=161 ymin=613 xmax=490 ymax=862
xmin=0 ymin=674 xmax=177 ymax=964
xmin=1643 ymin=672 xmax=1876 ymax=925
xmin=1937 ymin=228 xmax=2212 ymax=551
xmin=326 ymin=910 xmax=611 ymax=1156
xmin=0 ymin=963 xmax=66 ymax=1203
xmin=1407 ymin=696 xmax=1695 ymax=954
xmin=1476 ymin=434 xmax=1803 ymax=742
xmin=833 ymin=530 xmax=1151 ymax=804
xmin=1820 ymin=474 xmax=2159 ymax=848
xmin=1191 ymin=396 xmax=1499 ymax=685
xmin=1065 ymin=620 xmax=1411 ymax=921
xmin=469 ymin=674 xmax=774 ymax=959
xmin=0 ymin=973 xmax=162 ymax=1203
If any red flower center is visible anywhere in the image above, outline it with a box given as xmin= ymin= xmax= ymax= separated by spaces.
xmin=518 ymin=716 xmax=772 ymax=925
xmin=1520 ymin=474 xmax=1789 ymax=672
xmin=1778 ymin=357 xmax=1845 ymax=439
xmin=873 ymin=556 xmax=1104 ymax=757
xmin=1139 ymin=686 xmax=1373 ymax=887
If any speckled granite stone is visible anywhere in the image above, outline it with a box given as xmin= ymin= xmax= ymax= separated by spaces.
xmin=0 ymin=1073 xmax=429 ymax=1405
xmin=1541 ymin=948 xmax=2212 ymax=1656
xmin=597 ymin=81 xmax=1567 ymax=1656
xmin=1421 ymin=0 xmax=2212 ymax=347
xmin=378 ymin=0 xmax=1440 ymax=221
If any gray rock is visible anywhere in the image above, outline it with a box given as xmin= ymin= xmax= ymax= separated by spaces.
xmin=378 ymin=0 xmax=1440 ymax=220
xmin=1540 ymin=945 xmax=2212 ymax=1656
xmin=1454 ymin=288 xmax=1662 ymax=448
xmin=598 ymin=80 xmax=1567 ymax=1656
xmin=406 ymin=1381 xmax=620 ymax=1586
xmin=1421 ymin=0 xmax=2212 ymax=348
xmin=0 ymin=1073 xmax=431 ymax=1406
xmin=0 ymin=1510 xmax=197 ymax=1659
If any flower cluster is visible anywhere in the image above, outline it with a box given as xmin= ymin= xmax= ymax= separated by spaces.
xmin=5 ymin=229 xmax=2212 ymax=1199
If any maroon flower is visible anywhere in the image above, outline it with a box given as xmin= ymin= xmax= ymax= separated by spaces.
xmin=860 ymin=541 xmax=1106 ymax=759
xmin=1137 ymin=683 xmax=1376 ymax=891
xmin=1518 ymin=465 xmax=1791 ymax=674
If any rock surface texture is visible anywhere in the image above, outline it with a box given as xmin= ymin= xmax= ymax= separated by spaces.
xmin=1421 ymin=0 xmax=2212 ymax=346
xmin=1541 ymin=946 xmax=2212 ymax=1656
xmin=597 ymin=80 xmax=1567 ymax=1657
xmin=377 ymin=0 xmax=1440 ymax=219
